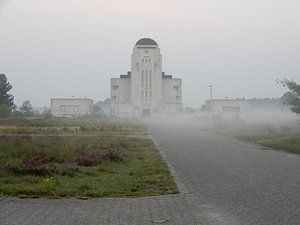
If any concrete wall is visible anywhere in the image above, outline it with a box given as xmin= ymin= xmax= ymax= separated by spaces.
xmin=111 ymin=78 xmax=130 ymax=117
xmin=51 ymin=98 xmax=93 ymax=117
xmin=162 ymin=78 xmax=182 ymax=114
xmin=205 ymin=99 xmax=250 ymax=113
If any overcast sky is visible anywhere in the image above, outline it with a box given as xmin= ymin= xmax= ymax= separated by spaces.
xmin=0 ymin=0 xmax=299 ymax=107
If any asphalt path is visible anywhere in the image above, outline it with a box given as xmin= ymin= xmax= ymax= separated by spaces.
xmin=1 ymin=120 xmax=299 ymax=225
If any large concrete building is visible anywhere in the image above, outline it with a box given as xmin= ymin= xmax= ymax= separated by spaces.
xmin=51 ymin=98 xmax=93 ymax=117
xmin=111 ymin=38 xmax=182 ymax=117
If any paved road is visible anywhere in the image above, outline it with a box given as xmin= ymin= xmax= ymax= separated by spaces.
xmin=1 ymin=121 xmax=299 ymax=225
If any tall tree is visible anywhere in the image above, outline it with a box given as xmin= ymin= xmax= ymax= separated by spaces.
xmin=0 ymin=74 xmax=15 ymax=116
xmin=279 ymin=79 xmax=300 ymax=114
xmin=20 ymin=100 xmax=33 ymax=115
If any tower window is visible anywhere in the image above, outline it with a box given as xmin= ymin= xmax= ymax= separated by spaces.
xmin=145 ymin=70 xmax=148 ymax=88
xmin=145 ymin=91 xmax=148 ymax=102
xmin=141 ymin=70 xmax=144 ymax=87
xmin=149 ymin=70 xmax=152 ymax=88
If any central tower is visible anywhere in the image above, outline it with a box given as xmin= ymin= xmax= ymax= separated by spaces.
xmin=111 ymin=38 xmax=182 ymax=118
xmin=130 ymin=38 xmax=162 ymax=116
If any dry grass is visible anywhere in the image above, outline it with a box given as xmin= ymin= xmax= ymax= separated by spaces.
xmin=0 ymin=116 xmax=178 ymax=198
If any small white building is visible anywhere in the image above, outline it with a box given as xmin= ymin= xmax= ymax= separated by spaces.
xmin=205 ymin=99 xmax=250 ymax=113
xmin=50 ymin=98 xmax=93 ymax=117
xmin=111 ymin=38 xmax=182 ymax=118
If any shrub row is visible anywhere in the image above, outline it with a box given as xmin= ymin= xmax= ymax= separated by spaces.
xmin=72 ymin=149 xmax=124 ymax=166
xmin=1 ymin=149 xmax=124 ymax=176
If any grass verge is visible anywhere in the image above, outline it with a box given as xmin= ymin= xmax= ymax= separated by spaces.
xmin=205 ymin=121 xmax=300 ymax=154
xmin=0 ymin=116 xmax=178 ymax=198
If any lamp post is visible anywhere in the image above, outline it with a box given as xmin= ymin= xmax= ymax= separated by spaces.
xmin=208 ymin=85 xmax=213 ymax=100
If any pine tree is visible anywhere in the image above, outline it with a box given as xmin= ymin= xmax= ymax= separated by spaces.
xmin=0 ymin=74 xmax=15 ymax=116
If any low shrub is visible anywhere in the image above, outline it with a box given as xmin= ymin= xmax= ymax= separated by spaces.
xmin=102 ymin=149 xmax=124 ymax=162
xmin=57 ymin=163 xmax=79 ymax=176
xmin=72 ymin=149 xmax=124 ymax=166
xmin=72 ymin=152 xmax=103 ymax=166
xmin=22 ymin=155 xmax=54 ymax=176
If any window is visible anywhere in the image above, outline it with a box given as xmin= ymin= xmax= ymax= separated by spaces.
xmin=141 ymin=70 xmax=144 ymax=87
xmin=145 ymin=91 xmax=148 ymax=102
xmin=145 ymin=50 xmax=148 ymax=53
xmin=149 ymin=59 xmax=151 ymax=62
xmin=142 ymin=59 xmax=144 ymax=63
xmin=149 ymin=70 xmax=152 ymax=88
xmin=145 ymin=70 xmax=148 ymax=88
xmin=174 ymin=85 xmax=180 ymax=91
xmin=149 ymin=91 xmax=152 ymax=102
xmin=141 ymin=91 xmax=144 ymax=102
xmin=223 ymin=106 xmax=240 ymax=113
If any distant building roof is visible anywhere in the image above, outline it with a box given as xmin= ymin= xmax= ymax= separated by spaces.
xmin=162 ymin=72 xmax=173 ymax=79
xmin=120 ymin=71 xmax=131 ymax=78
xmin=135 ymin=38 xmax=158 ymax=46
xmin=51 ymin=98 xmax=93 ymax=101
xmin=207 ymin=99 xmax=248 ymax=102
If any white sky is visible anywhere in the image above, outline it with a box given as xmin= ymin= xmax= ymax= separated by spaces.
xmin=0 ymin=0 xmax=300 ymax=107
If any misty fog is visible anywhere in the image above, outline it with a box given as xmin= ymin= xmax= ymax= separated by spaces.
xmin=0 ymin=0 xmax=299 ymax=108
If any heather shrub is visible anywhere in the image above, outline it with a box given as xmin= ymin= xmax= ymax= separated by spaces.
xmin=72 ymin=152 xmax=103 ymax=166
xmin=22 ymin=155 xmax=54 ymax=175
xmin=102 ymin=149 xmax=124 ymax=162
xmin=71 ymin=149 xmax=124 ymax=166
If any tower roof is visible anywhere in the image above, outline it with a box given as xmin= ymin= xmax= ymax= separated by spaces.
xmin=135 ymin=38 xmax=158 ymax=46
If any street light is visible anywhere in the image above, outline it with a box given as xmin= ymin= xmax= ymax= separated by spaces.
xmin=208 ymin=85 xmax=213 ymax=100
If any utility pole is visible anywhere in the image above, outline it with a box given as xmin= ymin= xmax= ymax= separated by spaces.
xmin=120 ymin=87 xmax=123 ymax=118
xmin=171 ymin=96 xmax=174 ymax=117
xmin=208 ymin=85 xmax=213 ymax=100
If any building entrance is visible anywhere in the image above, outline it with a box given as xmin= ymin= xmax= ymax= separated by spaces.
xmin=142 ymin=108 xmax=151 ymax=117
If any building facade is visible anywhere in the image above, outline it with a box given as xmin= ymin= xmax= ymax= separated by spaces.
xmin=204 ymin=99 xmax=250 ymax=113
xmin=51 ymin=98 xmax=93 ymax=117
xmin=111 ymin=38 xmax=182 ymax=117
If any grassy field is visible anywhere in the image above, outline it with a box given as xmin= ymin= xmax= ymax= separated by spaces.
xmin=203 ymin=114 xmax=300 ymax=154
xmin=0 ymin=116 xmax=178 ymax=198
